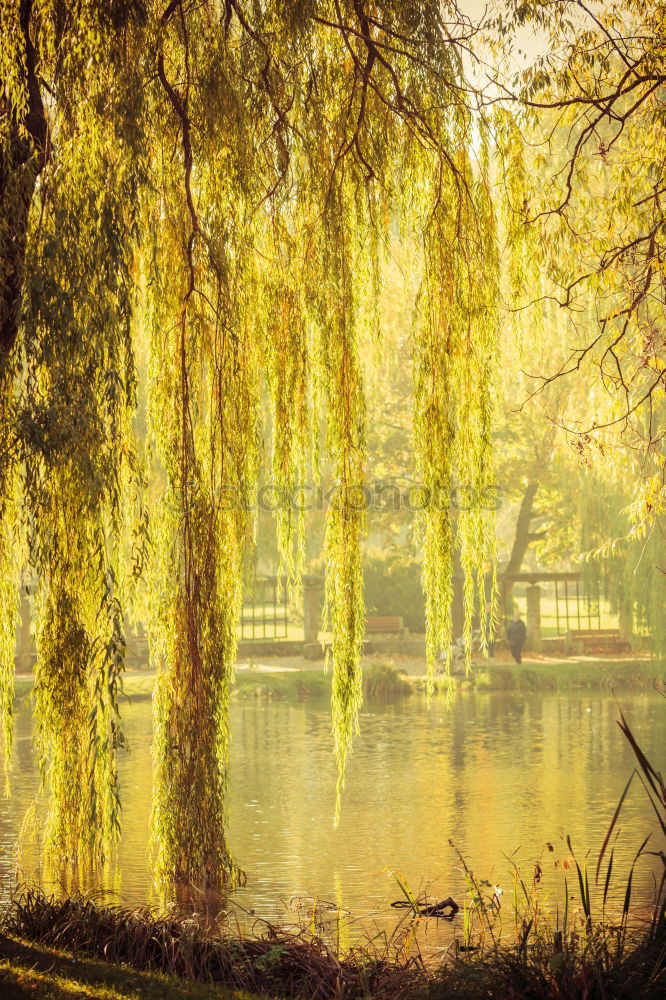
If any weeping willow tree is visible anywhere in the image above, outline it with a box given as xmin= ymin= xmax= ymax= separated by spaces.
xmin=1 ymin=1 xmax=144 ymax=865
xmin=1 ymin=1 xmax=503 ymax=887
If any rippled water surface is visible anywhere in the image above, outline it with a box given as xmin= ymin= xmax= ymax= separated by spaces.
xmin=0 ymin=686 xmax=663 ymax=932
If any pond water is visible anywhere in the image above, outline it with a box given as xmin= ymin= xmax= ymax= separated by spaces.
xmin=0 ymin=685 xmax=663 ymax=938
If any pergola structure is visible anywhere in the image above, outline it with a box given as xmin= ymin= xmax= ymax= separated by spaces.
xmin=499 ymin=571 xmax=631 ymax=651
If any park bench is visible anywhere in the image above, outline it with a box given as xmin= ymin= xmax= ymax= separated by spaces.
xmin=366 ymin=616 xmax=406 ymax=637
xmin=565 ymin=628 xmax=631 ymax=656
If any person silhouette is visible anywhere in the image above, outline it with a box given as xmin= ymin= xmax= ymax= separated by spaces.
xmin=506 ymin=611 xmax=527 ymax=664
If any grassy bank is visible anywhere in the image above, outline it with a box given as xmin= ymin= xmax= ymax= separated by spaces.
xmin=0 ymin=932 xmax=249 ymax=999
xmin=13 ymin=658 xmax=663 ymax=707
xmin=15 ymin=662 xmax=413 ymax=704
xmin=407 ymin=658 xmax=664 ymax=695
xmin=475 ymin=658 xmax=665 ymax=693
xmin=0 ymin=888 xmax=663 ymax=1000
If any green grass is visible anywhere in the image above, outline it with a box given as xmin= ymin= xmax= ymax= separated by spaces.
xmin=475 ymin=658 xmax=665 ymax=692
xmin=14 ymin=675 xmax=157 ymax=703
xmin=14 ymin=658 xmax=663 ymax=706
xmin=407 ymin=658 xmax=664 ymax=695
xmin=0 ymin=933 xmax=255 ymax=999
xmin=232 ymin=669 xmax=330 ymax=700
xmin=0 ymin=892 xmax=417 ymax=1000
xmin=232 ymin=661 xmax=411 ymax=701
xmin=15 ymin=663 xmax=411 ymax=705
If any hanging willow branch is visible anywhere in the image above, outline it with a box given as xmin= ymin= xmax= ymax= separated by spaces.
xmin=0 ymin=0 xmax=502 ymax=888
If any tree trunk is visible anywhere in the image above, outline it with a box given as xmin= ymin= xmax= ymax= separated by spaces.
xmin=502 ymin=480 xmax=544 ymax=617
xmin=506 ymin=480 xmax=540 ymax=575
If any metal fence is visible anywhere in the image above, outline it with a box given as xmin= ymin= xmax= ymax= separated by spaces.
xmin=510 ymin=577 xmax=620 ymax=637
xmin=239 ymin=576 xmax=290 ymax=640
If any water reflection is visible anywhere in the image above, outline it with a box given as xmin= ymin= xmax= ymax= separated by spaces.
xmin=0 ymin=688 xmax=662 ymax=934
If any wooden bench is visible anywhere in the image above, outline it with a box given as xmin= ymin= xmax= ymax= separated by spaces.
xmin=366 ymin=616 xmax=406 ymax=637
xmin=565 ymin=629 xmax=631 ymax=656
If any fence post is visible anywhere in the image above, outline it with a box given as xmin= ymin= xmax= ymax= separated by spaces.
xmin=619 ymin=600 xmax=633 ymax=646
xmin=526 ymin=584 xmax=542 ymax=652
xmin=303 ymin=576 xmax=324 ymax=644
xmin=15 ymin=587 xmax=33 ymax=672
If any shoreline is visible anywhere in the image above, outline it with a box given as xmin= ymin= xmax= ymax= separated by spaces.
xmin=12 ymin=656 xmax=665 ymax=703
xmin=0 ymin=888 xmax=662 ymax=1000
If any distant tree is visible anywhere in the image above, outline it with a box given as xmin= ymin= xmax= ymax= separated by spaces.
xmin=491 ymin=0 xmax=665 ymax=460
xmin=489 ymin=0 xmax=666 ymax=635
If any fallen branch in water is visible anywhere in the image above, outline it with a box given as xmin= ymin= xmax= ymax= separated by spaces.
xmin=390 ymin=897 xmax=460 ymax=919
